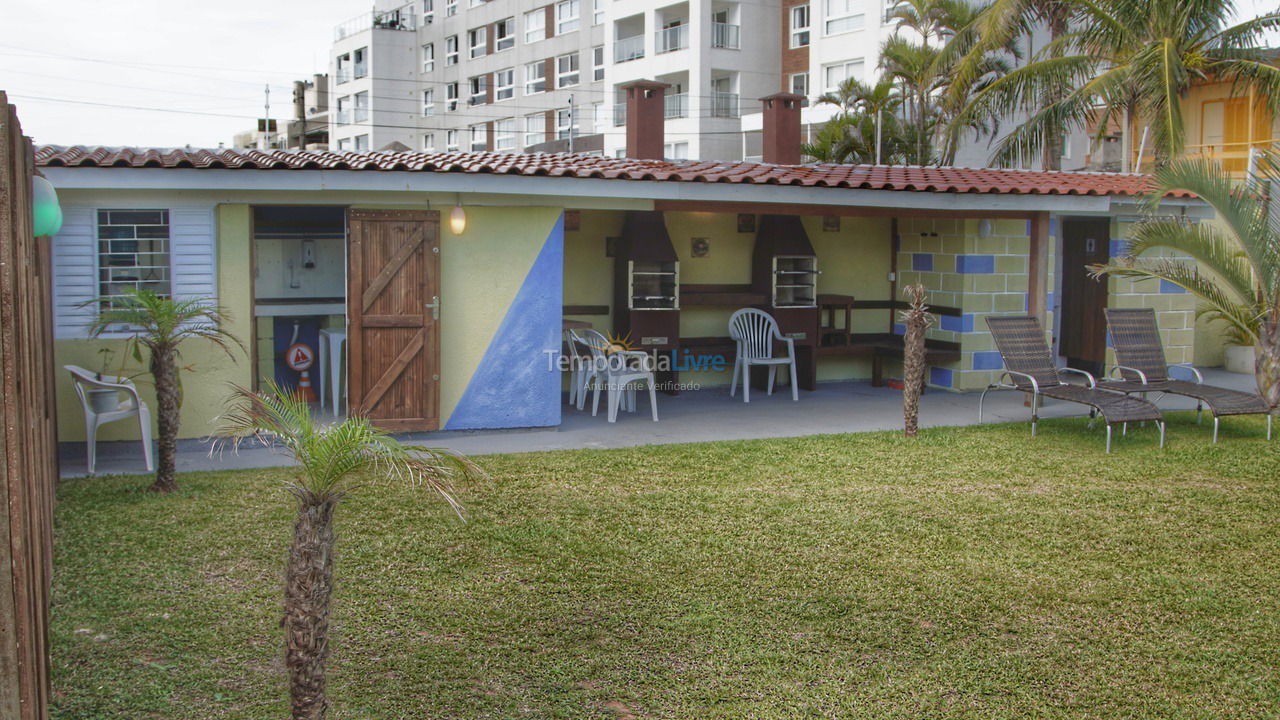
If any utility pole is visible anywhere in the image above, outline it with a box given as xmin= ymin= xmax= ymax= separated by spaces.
xmin=261 ymin=84 xmax=271 ymax=150
xmin=567 ymin=94 xmax=575 ymax=153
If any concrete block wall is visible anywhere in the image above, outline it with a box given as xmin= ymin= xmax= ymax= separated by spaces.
xmin=1105 ymin=220 xmax=1196 ymax=366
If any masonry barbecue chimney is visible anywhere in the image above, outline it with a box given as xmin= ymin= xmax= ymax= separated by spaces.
xmin=760 ymin=92 xmax=805 ymax=165
xmin=620 ymin=80 xmax=670 ymax=160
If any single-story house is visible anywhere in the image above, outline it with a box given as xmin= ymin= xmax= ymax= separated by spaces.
xmin=38 ymin=88 xmax=1204 ymax=442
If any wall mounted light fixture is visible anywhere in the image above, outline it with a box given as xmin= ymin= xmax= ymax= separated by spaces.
xmin=449 ymin=193 xmax=467 ymax=235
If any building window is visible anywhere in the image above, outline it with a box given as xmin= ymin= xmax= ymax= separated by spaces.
xmin=556 ymin=108 xmax=577 ymax=139
xmin=591 ymin=101 xmax=603 ymax=133
xmin=524 ymin=61 xmax=546 ymax=94
xmin=423 ymin=133 xmax=435 ymax=151
xmin=335 ymin=53 xmax=351 ymax=84
xmin=664 ymin=141 xmax=689 ymax=160
xmin=423 ymin=88 xmax=435 ymax=116
xmin=556 ymin=0 xmax=579 ymax=34
xmin=353 ymin=91 xmax=369 ymax=122
xmin=446 ymin=129 xmax=459 ymax=150
xmin=791 ymin=5 xmax=810 ymax=47
xmin=337 ymin=138 xmax=351 ymax=151
xmin=468 ymin=75 xmax=487 ymax=105
xmin=468 ymin=26 xmax=487 ymax=58
xmin=524 ymin=9 xmax=546 ymax=43
xmin=593 ymin=0 xmax=604 ymax=25
xmin=592 ymin=46 xmax=605 ymax=81
xmin=445 ymin=35 xmax=459 ymax=65
xmin=525 ymin=113 xmax=545 ymax=147
xmin=96 ymin=210 xmax=170 ymax=308
xmin=354 ymin=134 xmax=369 ymax=152
xmin=556 ymin=52 xmax=579 ymax=88
xmin=446 ymin=0 xmax=457 ymax=16
xmin=790 ymin=72 xmax=809 ymax=97
xmin=353 ymin=47 xmax=368 ymax=79
xmin=495 ymin=17 xmax=515 ymax=51
xmin=823 ymin=59 xmax=863 ymax=90
xmin=495 ymin=118 xmax=516 ymax=151
xmin=422 ymin=43 xmax=435 ymax=72
xmin=423 ymin=0 xmax=433 ymax=22
xmin=495 ymin=68 xmax=515 ymax=101
xmin=825 ymin=0 xmax=864 ymax=35
xmin=470 ymin=123 xmax=487 ymax=151
xmin=336 ymin=95 xmax=350 ymax=124
xmin=446 ymin=81 xmax=459 ymax=111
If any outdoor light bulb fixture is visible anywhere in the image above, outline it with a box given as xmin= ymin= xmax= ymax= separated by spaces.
xmin=31 ymin=175 xmax=63 ymax=237
xmin=450 ymin=196 xmax=467 ymax=235
xmin=978 ymin=218 xmax=993 ymax=238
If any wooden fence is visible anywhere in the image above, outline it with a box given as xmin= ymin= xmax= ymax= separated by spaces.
xmin=0 ymin=91 xmax=58 ymax=720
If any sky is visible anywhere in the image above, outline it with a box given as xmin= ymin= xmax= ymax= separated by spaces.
xmin=1 ymin=0 xmax=1278 ymax=149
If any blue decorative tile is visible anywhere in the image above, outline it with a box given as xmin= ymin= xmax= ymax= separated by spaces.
xmin=1159 ymin=279 xmax=1186 ymax=294
xmin=911 ymin=253 xmax=933 ymax=271
xmin=1025 ymin=219 xmax=1033 ymax=236
xmin=929 ymin=367 xmax=953 ymax=387
xmin=1109 ymin=239 xmax=1127 ymax=259
xmin=940 ymin=313 xmax=975 ymax=333
xmin=1048 ymin=218 xmax=1059 ymax=237
xmin=1046 ymin=291 xmax=1055 ymax=309
xmin=892 ymin=323 xmax=906 ymax=335
xmin=972 ymin=351 xmax=1004 ymax=370
xmin=955 ymin=255 xmax=995 ymax=274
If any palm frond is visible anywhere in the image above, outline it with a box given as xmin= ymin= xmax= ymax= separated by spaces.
xmin=1091 ymin=259 xmax=1262 ymax=343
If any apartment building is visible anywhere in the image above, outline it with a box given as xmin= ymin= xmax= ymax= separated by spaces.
xmin=329 ymin=0 xmax=604 ymax=154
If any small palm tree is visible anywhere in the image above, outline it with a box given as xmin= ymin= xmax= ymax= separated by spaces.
xmin=219 ymin=383 xmax=485 ymax=720
xmin=1091 ymin=158 xmax=1280 ymax=408
xmin=86 ymin=288 xmax=242 ymax=492
xmin=899 ymin=284 xmax=934 ymax=437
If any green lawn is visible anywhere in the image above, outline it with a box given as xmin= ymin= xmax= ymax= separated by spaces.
xmin=51 ymin=415 xmax=1280 ymax=719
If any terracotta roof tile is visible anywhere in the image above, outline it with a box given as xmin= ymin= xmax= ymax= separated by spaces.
xmin=34 ymin=146 xmax=1189 ymax=197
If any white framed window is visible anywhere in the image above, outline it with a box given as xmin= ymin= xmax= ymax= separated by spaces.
xmin=593 ymin=0 xmax=604 ymax=25
xmin=353 ymin=47 xmax=368 ymax=79
xmin=446 ymin=0 xmax=457 ymax=16
xmin=468 ymin=26 xmax=487 ymax=58
xmin=525 ymin=113 xmax=545 ymax=147
xmin=664 ymin=141 xmax=689 ymax=160
xmin=336 ymin=95 xmax=350 ymax=124
xmin=556 ymin=0 xmax=579 ymax=34
xmin=556 ymin=108 xmax=577 ymax=139
xmin=446 ymin=81 xmax=459 ymax=111
xmin=556 ymin=52 xmax=579 ymax=88
xmin=337 ymin=137 xmax=351 ymax=151
xmin=825 ymin=0 xmax=864 ymax=35
xmin=353 ymin=91 xmax=369 ymax=123
xmin=354 ymin=134 xmax=370 ymax=152
xmin=335 ymin=53 xmax=351 ymax=84
xmin=791 ymin=5 xmax=811 ymax=47
xmin=446 ymin=129 xmax=459 ymax=151
xmin=422 ymin=0 xmax=434 ymax=22
xmin=592 ymin=46 xmax=605 ymax=81
xmin=524 ymin=61 xmax=546 ymax=94
xmin=423 ymin=133 xmax=435 ymax=151
xmin=421 ymin=43 xmax=434 ymax=72
xmin=468 ymin=75 xmax=487 ymax=104
xmin=524 ymin=9 xmax=546 ymax=43
xmin=494 ymin=17 xmax=515 ymax=51
xmin=422 ymin=88 xmax=435 ymax=116
xmin=590 ymin=101 xmax=602 ymax=133
xmin=469 ymin=123 xmax=487 ymax=151
xmin=495 ymin=118 xmax=516 ymax=151
xmin=495 ymin=68 xmax=514 ymax=101
xmin=823 ymin=59 xmax=864 ymax=90
xmin=96 ymin=210 xmax=171 ymax=308
xmin=790 ymin=72 xmax=809 ymax=97
xmin=445 ymin=35 xmax=459 ymax=65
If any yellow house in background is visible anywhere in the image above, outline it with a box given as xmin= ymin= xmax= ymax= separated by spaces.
xmin=1183 ymin=81 xmax=1276 ymax=176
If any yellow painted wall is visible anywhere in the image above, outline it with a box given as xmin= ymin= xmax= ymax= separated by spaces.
xmin=562 ymin=209 xmax=623 ymax=331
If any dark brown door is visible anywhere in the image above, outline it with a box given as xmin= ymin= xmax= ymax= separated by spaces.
xmin=1059 ymin=217 xmax=1110 ymax=374
xmin=347 ymin=209 xmax=440 ymax=431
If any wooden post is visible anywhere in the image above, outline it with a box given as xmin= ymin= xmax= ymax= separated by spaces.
xmin=1028 ymin=212 xmax=1050 ymax=323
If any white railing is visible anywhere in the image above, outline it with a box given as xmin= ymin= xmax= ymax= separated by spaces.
xmin=613 ymin=104 xmax=626 ymax=127
xmin=335 ymin=69 xmax=352 ymax=84
xmin=656 ymin=24 xmax=689 ymax=54
xmin=335 ymin=110 xmax=352 ymax=125
xmin=615 ymin=35 xmax=644 ymax=63
xmin=353 ymin=107 xmax=369 ymax=123
xmin=712 ymin=22 xmax=740 ymax=49
xmin=664 ymin=93 xmax=688 ymax=119
xmin=711 ymin=92 xmax=739 ymax=118
xmin=334 ymin=5 xmax=416 ymax=40
xmin=353 ymin=63 xmax=368 ymax=80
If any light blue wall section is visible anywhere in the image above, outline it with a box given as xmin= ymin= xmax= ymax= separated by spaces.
xmin=445 ymin=215 xmax=564 ymax=430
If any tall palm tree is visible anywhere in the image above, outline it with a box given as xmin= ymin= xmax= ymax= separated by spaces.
xmin=220 ymin=383 xmax=485 ymax=720
xmin=1090 ymin=158 xmax=1280 ymax=408
xmin=86 ymin=288 xmax=242 ymax=492
xmin=806 ymin=78 xmax=907 ymax=163
xmin=900 ymin=284 xmax=933 ymax=436
xmin=962 ymin=0 xmax=1280 ymax=169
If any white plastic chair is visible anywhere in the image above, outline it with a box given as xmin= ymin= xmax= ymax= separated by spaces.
xmin=579 ymin=329 xmax=658 ymax=423
xmin=728 ymin=308 xmax=799 ymax=403
xmin=65 ymin=365 xmax=155 ymax=474
xmin=564 ymin=328 xmax=591 ymax=408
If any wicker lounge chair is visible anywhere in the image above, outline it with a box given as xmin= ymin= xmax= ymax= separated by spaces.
xmin=981 ymin=316 xmax=1165 ymax=452
xmin=1099 ymin=308 xmax=1273 ymax=442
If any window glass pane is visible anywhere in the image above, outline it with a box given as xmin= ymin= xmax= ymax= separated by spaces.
xmin=96 ymin=209 xmax=171 ymax=308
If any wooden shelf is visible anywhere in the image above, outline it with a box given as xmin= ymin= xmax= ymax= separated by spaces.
xmin=680 ymin=283 xmax=768 ymax=307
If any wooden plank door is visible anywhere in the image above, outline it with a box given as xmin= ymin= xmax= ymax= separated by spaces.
xmin=1059 ymin=217 xmax=1110 ymax=375
xmin=347 ymin=209 xmax=440 ymax=431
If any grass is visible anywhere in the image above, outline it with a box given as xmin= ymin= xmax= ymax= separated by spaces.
xmin=51 ymin=414 xmax=1280 ymax=719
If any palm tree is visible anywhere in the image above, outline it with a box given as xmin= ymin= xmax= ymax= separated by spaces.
xmin=219 ymin=383 xmax=485 ymax=720
xmin=86 ymin=288 xmax=242 ymax=492
xmin=805 ymin=78 xmax=907 ymax=163
xmin=1090 ymin=158 xmax=1280 ymax=408
xmin=962 ymin=0 xmax=1280 ymax=169
xmin=899 ymin=284 xmax=934 ymax=436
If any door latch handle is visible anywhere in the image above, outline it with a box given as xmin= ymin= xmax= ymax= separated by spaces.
xmin=425 ymin=295 xmax=440 ymax=320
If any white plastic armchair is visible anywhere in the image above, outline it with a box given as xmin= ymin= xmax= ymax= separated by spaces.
xmin=65 ymin=365 xmax=154 ymax=474
xmin=728 ymin=308 xmax=798 ymax=403
xmin=579 ymin=329 xmax=659 ymax=422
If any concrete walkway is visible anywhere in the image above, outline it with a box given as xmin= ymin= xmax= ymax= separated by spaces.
xmin=59 ymin=368 xmax=1262 ymax=478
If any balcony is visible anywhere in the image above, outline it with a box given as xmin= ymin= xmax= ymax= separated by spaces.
xmin=710 ymin=92 xmax=739 ymax=118
xmin=353 ymin=107 xmax=369 ymax=123
xmin=712 ymin=22 xmax=740 ymax=49
xmin=656 ymin=24 xmax=689 ymax=54
xmin=353 ymin=63 xmax=368 ymax=80
xmin=335 ymin=110 xmax=352 ymax=125
xmin=335 ymin=69 xmax=352 ymax=85
xmin=664 ymin=93 xmax=688 ymax=119
xmin=334 ymin=4 xmax=416 ymax=41
xmin=615 ymin=35 xmax=644 ymax=63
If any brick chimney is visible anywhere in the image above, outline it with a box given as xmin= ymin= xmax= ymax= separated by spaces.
xmin=760 ymin=92 xmax=805 ymax=165
xmin=620 ymin=80 xmax=671 ymax=160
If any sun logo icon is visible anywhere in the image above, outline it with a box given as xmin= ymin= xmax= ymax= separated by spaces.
xmin=585 ymin=331 xmax=637 ymax=354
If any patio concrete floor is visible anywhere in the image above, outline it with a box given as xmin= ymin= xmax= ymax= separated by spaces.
xmin=59 ymin=367 xmax=1262 ymax=478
